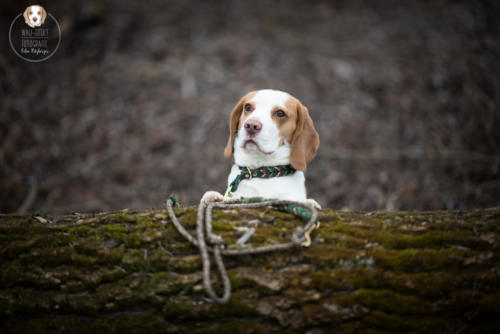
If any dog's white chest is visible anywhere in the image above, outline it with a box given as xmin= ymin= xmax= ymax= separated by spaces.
xmin=226 ymin=164 xmax=306 ymax=201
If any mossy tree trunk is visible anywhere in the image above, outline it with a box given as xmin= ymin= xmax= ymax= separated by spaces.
xmin=0 ymin=206 xmax=499 ymax=333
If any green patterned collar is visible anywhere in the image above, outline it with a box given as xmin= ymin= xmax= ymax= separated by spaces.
xmin=226 ymin=165 xmax=296 ymax=196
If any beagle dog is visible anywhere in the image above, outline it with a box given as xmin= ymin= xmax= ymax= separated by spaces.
xmin=23 ymin=5 xmax=47 ymax=28
xmin=203 ymin=89 xmax=320 ymax=207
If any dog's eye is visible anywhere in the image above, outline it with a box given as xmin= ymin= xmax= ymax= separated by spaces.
xmin=244 ymin=104 xmax=253 ymax=112
xmin=38 ymin=11 xmax=41 ymax=14
xmin=274 ymin=109 xmax=286 ymax=118
xmin=29 ymin=11 xmax=32 ymax=14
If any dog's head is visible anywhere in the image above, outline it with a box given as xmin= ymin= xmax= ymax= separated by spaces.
xmin=224 ymin=89 xmax=319 ymax=171
xmin=23 ymin=5 xmax=47 ymax=28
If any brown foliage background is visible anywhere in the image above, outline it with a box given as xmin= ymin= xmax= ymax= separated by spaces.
xmin=1 ymin=0 xmax=499 ymax=213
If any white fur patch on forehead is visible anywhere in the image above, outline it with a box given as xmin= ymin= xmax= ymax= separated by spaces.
xmin=250 ymin=89 xmax=289 ymax=109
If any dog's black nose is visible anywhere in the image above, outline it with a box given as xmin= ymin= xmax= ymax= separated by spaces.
xmin=244 ymin=120 xmax=262 ymax=136
xmin=33 ymin=17 xmax=37 ymax=22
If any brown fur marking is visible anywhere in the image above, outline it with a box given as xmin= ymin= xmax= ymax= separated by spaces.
xmin=288 ymin=97 xmax=320 ymax=171
xmin=224 ymin=91 xmax=257 ymax=158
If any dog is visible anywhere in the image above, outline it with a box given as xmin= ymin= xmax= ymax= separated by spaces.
xmin=202 ymin=89 xmax=320 ymax=208
xmin=23 ymin=5 xmax=47 ymax=28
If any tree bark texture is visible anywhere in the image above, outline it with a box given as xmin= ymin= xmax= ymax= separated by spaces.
xmin=0 ymin=206 xmax=499 ymax=333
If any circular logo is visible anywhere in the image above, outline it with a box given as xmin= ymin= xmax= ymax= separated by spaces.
xmin=9 ymin=5 xmax=61 ymax=62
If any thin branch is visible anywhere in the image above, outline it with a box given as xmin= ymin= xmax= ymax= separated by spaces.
xmin=16 ymin=175 xmax=38 ymax=213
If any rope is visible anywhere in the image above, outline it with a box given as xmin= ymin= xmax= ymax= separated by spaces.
xmin=165 ymin=195 xmax=319 ymax=304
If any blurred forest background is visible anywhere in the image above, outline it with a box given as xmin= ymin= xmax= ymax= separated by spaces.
xmin=1 ymin=0 xmax=499 ymax=213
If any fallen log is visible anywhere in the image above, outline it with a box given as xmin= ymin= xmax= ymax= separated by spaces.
xmin=0 ymin=206 xmax=499 ymax=333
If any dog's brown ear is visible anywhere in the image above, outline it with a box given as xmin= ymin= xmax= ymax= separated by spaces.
xmin=224 ymin=94 xmax=250 ymax=158
xmin=23 ymin=6 xmax=30 ymax=24
xmin=40 ymin=7 xmax=47 ymax=24
xmin=289 ymin=101 xmax=319 ymax=171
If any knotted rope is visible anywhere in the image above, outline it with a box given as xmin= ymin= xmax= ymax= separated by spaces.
xmin=165 ymin=196 xmax=319 ymax=304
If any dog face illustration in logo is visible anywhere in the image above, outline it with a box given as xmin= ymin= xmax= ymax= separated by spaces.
xmin=23 ymin=5 xmax=47 ymax=28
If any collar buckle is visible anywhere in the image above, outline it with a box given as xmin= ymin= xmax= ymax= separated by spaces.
xmin=246 ymin=167 xmax=252 ymax=180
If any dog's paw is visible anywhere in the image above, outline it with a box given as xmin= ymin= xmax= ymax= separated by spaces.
xmin=201 ymin=191 xmax=225 ymax=203
xmin=305 ymin=198 xmax=322 ymax=210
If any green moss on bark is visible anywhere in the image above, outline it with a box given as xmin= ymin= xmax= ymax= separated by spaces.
xmin=0 ymin=207 xmax=499 ymax=333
